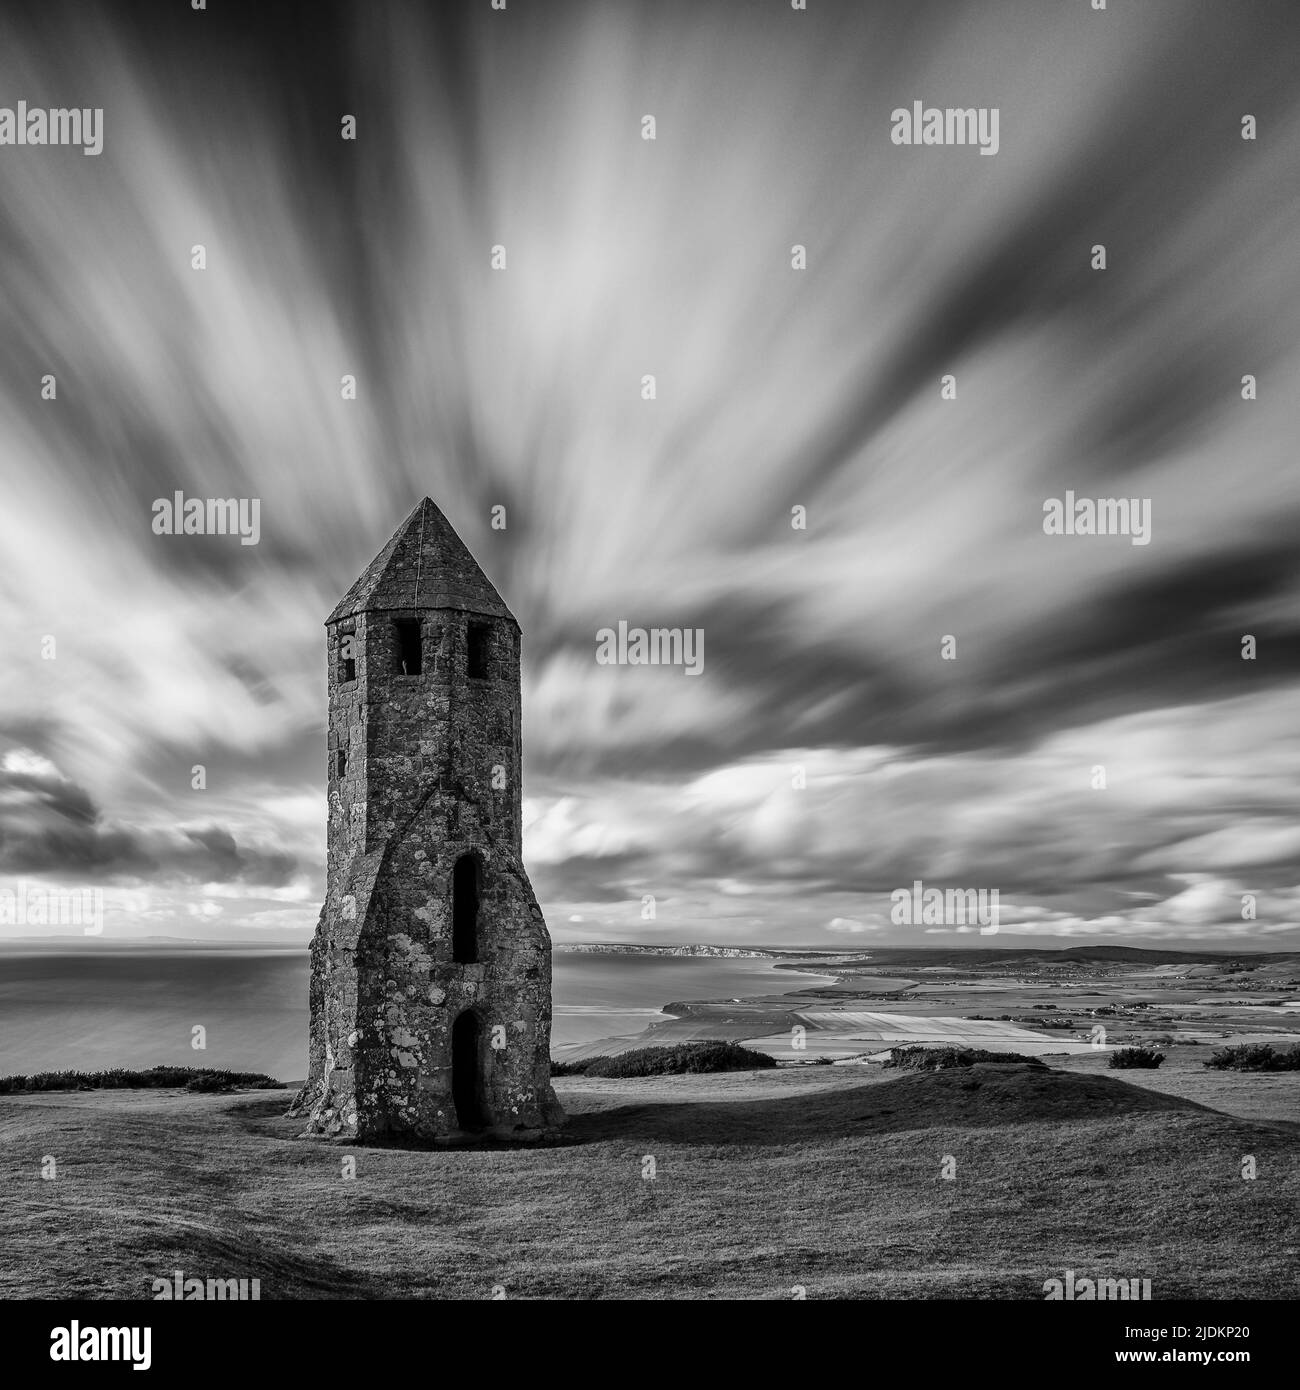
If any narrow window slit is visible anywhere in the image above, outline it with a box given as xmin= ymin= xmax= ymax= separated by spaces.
xmin=394 ymin=619 xmax=422 ymax=676
xmin=467 ymin=623 xmax=490 ymax=680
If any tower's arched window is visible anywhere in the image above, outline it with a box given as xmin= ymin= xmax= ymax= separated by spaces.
xmin=467 ymin=623 xmax=490 ymax=679
xmin=452 ymin=854 xmax=480 ymax=963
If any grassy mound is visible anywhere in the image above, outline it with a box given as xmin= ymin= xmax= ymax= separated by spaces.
xmin=1204 ymin=1043 xmax=1300 ymax=1072
xmin=883 ymin=1046 xmax=1044 ymax=1071
xmin=552 ymin=1040 xmax=777 ymax=1078
xmin=2 ymin=1065 xmax=1293 ymax=1298
xmin=0 ymin=1065 xmax=283 ymax=1095
xmin=866 ymin=1062 xmax=1207 ymax=1125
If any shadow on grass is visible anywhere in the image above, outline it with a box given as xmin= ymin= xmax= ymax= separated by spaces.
xmin=231 ymin=1095 xmax=570 ymax=1152
xmin=122 ymin=1222 xmax=384 ymax=1299
xmin=223 ymin=1064 xmax=1258 ymax=1155
xmin=555 ymin=1064 xmax=1223 ymax=1148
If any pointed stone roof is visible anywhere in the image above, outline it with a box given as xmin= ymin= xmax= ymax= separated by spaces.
xmin=327 ymin=497 xmax=517 ymax=625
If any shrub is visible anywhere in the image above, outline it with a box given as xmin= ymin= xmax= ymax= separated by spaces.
xmin=193 ymin=1067 xmax=280 ymax=1090
xmin=1204 ymin=1043 xmax=1300 ymax=1072
xmin=0 ymin=1066 xmax=282 ymax=1095
xmin=884 ymin=1046 xmax=1042 ymax=1071
xmin=551 ymin=1040 xmax=776 ymax=1079
xmin=1108 ymin=1047 xmax=1165 ymax=1070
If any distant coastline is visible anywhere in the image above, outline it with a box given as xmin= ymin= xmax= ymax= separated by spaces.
xmin=2 ymin=940 xmax=1297 ymax=1076
xmin=556 ymin=942 xmax=873 ymax=961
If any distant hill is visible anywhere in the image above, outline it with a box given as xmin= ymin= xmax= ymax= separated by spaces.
xmin=558 ymin=941 xmax=1300 ymax=968
xmin=557 ymin=942 xmax=875 ymax=960
xmin=835 ymin=945 xmax=1300 ymax=969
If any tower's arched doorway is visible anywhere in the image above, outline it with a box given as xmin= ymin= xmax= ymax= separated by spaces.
xmin=452 ymin=853 xmax=480 ymax=963
xmin=451 ymin=1010 xmax=484 ymax=1131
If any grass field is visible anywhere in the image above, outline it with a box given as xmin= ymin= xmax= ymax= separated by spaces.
xmin=2 ymin=1058 xmax=1296 ymax=1300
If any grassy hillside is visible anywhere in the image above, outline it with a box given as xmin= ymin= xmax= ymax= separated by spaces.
xmin=1 ymin=1063 xmax=1295 ymax=1300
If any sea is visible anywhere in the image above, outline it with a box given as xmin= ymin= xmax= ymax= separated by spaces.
xmin=0 ymin=943 xmax=836 ymax=1082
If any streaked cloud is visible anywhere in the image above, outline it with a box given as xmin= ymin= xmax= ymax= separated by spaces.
xmin=1 ymin=0 xmax=1298 ymax=944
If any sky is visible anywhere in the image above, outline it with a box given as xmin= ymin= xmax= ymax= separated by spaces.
xmin=0 ymin=0 xmax=1298 ymax=947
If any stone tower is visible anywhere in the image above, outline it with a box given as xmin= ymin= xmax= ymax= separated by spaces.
xmin=292 ymin=497 xmax=564 ymax=1142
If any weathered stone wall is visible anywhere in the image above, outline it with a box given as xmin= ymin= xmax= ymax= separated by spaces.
xmin=361 ymin=612 xmax=522 ymax=858
xmin=293 ymin=511 xmax=562 ymax=1142
xmin=352 ymin=825 xmax=561 ymax=1138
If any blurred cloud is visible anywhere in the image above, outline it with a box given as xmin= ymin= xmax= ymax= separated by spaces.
xmin=0 ymin=750 xmax=311 ymax=890
xmin=0 ymin=0 xmax=1297 ymax=943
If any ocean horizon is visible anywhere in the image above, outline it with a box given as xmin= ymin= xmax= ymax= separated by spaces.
xmin=0 ymin=942 xmax=836 ymax=1081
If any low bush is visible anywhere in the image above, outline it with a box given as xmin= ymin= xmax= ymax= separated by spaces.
xmin=883 ymin=1046 xmax=1042 ymax=1071
xmin=551 ymin=1040 xmax=777 ymax=1078
xmin=1108 ymin=1047 xmax=1165 ymax=1070
xmin=0 ymin=1066 xmax=282 ymax=1095
xmin=1203 ymin=1043 xmax=1300 ymax=1072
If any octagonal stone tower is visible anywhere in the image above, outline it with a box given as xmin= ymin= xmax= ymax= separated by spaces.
xmin=291 ymin=497 xmax=564 ymax=1142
